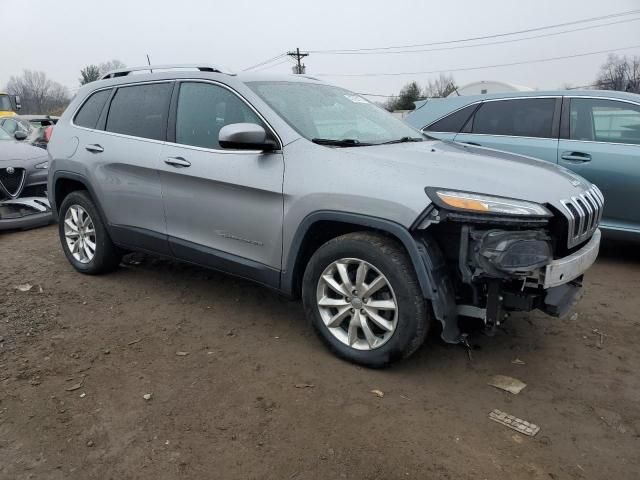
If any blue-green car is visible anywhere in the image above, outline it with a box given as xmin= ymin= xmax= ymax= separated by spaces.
xmin=406 ymin=90 xmax=640 ymax=241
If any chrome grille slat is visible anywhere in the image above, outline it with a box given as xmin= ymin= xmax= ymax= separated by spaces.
xmin=584 ymin=191 xmax=598 ymax=231
xmin=561 ymin=185 xmax=604 ymax=248
xmin=579 ymin=194 xmax=593 ymax=233
xmin=593 ymin=187 xmax=605 ymax=224
xmin=561 ymin=200 xmax=576 ymax=240
xmin=572 ymin=197 xmax=586 ymax=236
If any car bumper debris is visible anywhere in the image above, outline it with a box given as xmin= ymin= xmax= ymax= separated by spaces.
xmin=0 ymin=196 xmax=53 ymax=230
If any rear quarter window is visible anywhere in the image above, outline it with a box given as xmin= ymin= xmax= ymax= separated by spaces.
xmin=74 ymin=89 xmax=112 ymax=129
xmin=105 ymin=83 xmax=173 ymax=141
xmin=426 ymin=104 xmax=478 ymax=133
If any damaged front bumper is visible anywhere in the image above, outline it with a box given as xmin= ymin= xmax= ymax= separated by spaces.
xmin=543 ymin=230 xmax=600 ymax=288
xmin=0 ymin=196 xmax=53 ymax=231
xmin=415 ymin=227 xmax=601 ymax=344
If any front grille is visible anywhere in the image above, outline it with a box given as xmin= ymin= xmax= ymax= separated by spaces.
xmin=560 ymin=185 xmax=604 ymax=248
xmin=0 ymin=167 xmax=26 ymax=198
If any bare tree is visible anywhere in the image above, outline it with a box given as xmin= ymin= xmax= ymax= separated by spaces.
xmin=5 ymin=70 xmax=70 ymax=114
xmin=98 ymin=60 xmax=126 ymax=76
xmin=596 ymin=54 xmax=640 ymax=93
xmin=423 ymin=74 xmax=458 ymax=98
xmin=80 ymin=65 xmax=102 ymax=85
xmin=78 ymin=60 xmax=126 ymax=86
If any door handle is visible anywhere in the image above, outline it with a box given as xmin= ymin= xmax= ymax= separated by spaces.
xmin=165 ymin=156 xmax=191 ymax=168
xmin=85 ymin=144 xmax=104 ymax=153
xmin=561 ymin=151 xmax=591 ymax=163
xmin=462 ymin=141 xmax=481 ymax=146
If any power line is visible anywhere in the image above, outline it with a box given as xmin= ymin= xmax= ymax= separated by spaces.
xmin=312 ymin=17 xmax=640 ymax=56
xmin=309 ymin=9 xmax=640 ymax=53
xmin=243 ymin=53 xmax=287 ymax=71
xmin=315 ymin=44 xmax=640 ymax=77
xmin=253 ymin=58 xmax=292 ymax=72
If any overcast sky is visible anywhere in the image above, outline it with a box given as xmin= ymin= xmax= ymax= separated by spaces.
xmin=3 ymin=0 xmax=639 ymax=98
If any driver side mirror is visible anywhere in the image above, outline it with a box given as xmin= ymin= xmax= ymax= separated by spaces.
xmin=14 ymin=130 xmax=28 ymax=141
xmin=219 ymin=123 xmax=277 ymax=151
xmin=13 ymin=95 xmax=21 ymax=111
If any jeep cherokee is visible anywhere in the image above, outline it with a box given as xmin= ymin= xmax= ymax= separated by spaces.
xmin=47 ymin=64 xmax=602 ymax=367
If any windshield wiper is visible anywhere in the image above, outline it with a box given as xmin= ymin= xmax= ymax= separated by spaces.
xmin=377 ymin=136 xmax=424 ymax=145
xmin=312 ymin=138 xmax=372 ymax=147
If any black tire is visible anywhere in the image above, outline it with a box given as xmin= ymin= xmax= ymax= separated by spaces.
xmin=302 ymin=232 xmax=430 ymax=368
xmin=58 ymin=190 xmax=121 ymax=275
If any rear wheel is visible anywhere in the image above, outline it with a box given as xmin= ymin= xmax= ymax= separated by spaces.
xmin=302 ymin=232 xmax=430 ymax=367
xmin=58 ymin=190 xmax=121 ymax=274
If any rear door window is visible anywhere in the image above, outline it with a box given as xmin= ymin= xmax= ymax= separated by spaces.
xmin=105 ymin=83 xmax=173 ymax=141
xmin=471 ymin=98 xmax=556 ymax=138
xmin=74 ymin=89 xmax=112 ymax=129
xmin=426 ymin=104 xmax=478 ymax=133
xmin=570 ymin=98 xmax=640 ymax=145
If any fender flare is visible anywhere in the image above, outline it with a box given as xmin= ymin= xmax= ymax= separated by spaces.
xmin=280 ymin=211 xmax=434 ymax=298
xmin=51 ymin=171 xmax=109 ymax=226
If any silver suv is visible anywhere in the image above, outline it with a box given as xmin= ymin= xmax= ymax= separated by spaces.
xmin=48 ymin=65 xmax=602 ymax=367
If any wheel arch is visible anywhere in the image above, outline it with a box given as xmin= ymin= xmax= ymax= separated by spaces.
xmin=52 ymin=171 xmax=108 ymax=225
xmin=281 ymin=211 xmax=434 ymax=299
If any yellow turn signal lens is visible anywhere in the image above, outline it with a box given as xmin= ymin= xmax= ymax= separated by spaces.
xmin=437 ymin=193 xmax=489 ymax=212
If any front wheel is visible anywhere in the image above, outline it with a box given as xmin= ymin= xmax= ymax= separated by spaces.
xmin=302 ymin=232 xmax=430 ymax=367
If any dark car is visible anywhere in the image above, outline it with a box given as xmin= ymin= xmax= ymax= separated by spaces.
xmin=0 ymin=115 xmax=58 ymax=149
xmin=0 ymin=126 xmax=52 ymax=230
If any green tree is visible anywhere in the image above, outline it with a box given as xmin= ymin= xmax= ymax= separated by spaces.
xmin=395 ymin=81 xmax=422 ymax=110
xmin=79 ymin=65 xmax=101 ymax=85
xmin=385 ymin=81 xmax=423 ymax=111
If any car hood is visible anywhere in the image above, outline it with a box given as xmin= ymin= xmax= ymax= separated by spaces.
xmin=338 ymin=140 xmax=590 ymax=207
xmin=0 ymin=140 xmax=48 ymax=165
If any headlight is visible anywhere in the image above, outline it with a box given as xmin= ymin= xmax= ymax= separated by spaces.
xmin=428 ymin=189 xmax=552 ymax=217
xmin=35 ymin=161 xmax=49 ymax=170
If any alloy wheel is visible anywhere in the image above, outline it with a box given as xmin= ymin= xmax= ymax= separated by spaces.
xmin=316 ymin=258 xmax=398 ymax=350
xmin=64 ymin=205 xmax=97 ymax=264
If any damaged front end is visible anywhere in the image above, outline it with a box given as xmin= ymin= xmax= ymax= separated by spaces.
xmin=0 ymin=196 xmax=52 ymax=230
xmin=0 ymin=167 xmax=52 ymax=230
xmin=413 ymin=187 xmax=602 ymax=343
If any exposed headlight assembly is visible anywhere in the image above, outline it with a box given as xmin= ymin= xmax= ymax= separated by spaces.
xmin=34 ymin=161 xmax=49 ymax=170
xmin=427 ymin=188 xmax=552 ymax=217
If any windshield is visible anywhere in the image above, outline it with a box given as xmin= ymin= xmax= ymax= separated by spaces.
xmin=0 ymin=95 xmax=12 ymax=111
xmin=0 ymin=127 xmax=12 ymax=140
xmin=247 ymin=81 xmax=422 ymax=145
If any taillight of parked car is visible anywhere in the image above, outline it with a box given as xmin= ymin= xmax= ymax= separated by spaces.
xmin=44 ymin=125 xmax=53 ymax=143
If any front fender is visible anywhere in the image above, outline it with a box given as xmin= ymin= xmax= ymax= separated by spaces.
xmin=281 ymin=210 xmax=432 ymax=297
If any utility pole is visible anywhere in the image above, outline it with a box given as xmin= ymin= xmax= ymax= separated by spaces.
xmin=287 ymin=48 xmax=309 ymax=74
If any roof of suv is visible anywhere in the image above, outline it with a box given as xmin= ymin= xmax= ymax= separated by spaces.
xmin=89 ymin=69 xmax=325 ymax=89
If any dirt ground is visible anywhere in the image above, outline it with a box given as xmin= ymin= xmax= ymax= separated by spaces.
xmin=1 ymin=225 xmax=639 ymax=480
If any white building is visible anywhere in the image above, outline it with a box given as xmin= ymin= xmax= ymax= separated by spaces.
xmin=446 ymin=80 xmax=533 ymax=97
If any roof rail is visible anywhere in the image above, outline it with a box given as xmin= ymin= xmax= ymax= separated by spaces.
xmin=100 ymin=64 xmax=235 ymax=80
